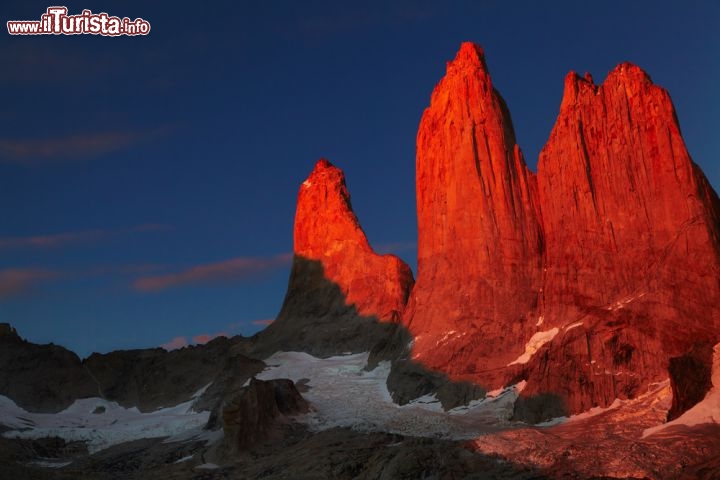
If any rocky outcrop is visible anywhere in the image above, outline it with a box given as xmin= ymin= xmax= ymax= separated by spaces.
xmin=0 ymin=323 xmax=96 ymax=413
xmin=84 ymin=336 xmax=263 ymax=413
xmin=402 ymin=43 xmax=543 ymax=382
xmin=399 ymin=43 xmax=720 ymax=419
xmin=667 ymin=343 xmax=715 ymax=421
xmin=252 ymin=159 xmax=414 ymax=358
xmin=0 ymin=324 xmax=264 ymax=415
xmin=222 ymin=378 xmax=309 ymax=453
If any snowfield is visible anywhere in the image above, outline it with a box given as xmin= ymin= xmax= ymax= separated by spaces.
xmin=4 ymin=348 xmax=717 ymax=456
xmin=0 ymin=351 xmax=523 ymax=454
xmin=0 ymin=394 xmax=210 ymax=454
xmin=257 ymin=351 xmax=523 ymax=439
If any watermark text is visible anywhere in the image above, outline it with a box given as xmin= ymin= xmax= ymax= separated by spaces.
xmin=8 ymin=7 xmax=150 ymax=36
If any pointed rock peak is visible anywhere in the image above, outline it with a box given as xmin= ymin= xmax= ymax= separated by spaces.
xmin=312 ymin=157 xmax=334 ymax=173
xmin=448 ymin=42 xmax=488 ymax=72
xmin=296 ymin=159 xmax=361 ymax=252
xmin=300 ymin=158 xmax=351 ymax=196
xmin=270 ymin=157 xmax=414 ymax=346
xmin=607 ymin=61 xmax=652 ymax=84
xmin=560 ymin=71 xmax=597 ymax=108
xmin=561 ymin=63 xmax=656 ymax=109
xmin=306 ymin=158 xmax=343 ymax=185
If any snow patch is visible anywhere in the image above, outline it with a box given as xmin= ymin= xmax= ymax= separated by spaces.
xmin=28 ymin=459 xmax=72 ymax=469
xmin=507 ymin=328 xmax=559 ymax=366
xmin=435 ymin=330 xmax=464 ymax=346
xmin=605 ymin=292 xmax=646 ymax=311
xmin=0 ymin=396 xmax=210 ymax=454
xmin=257 ymin=351 xmax=522 ymax=439
xmin=564 ymin=321 xmax=583 ymax=332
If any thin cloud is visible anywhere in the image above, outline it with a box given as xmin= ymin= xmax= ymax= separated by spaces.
xmin=0 ymin=263 xmax=168 ymax=301
xmin=251 ymin=318 xmax=274 ymax=326
xmin=113 ymin=263 xmax=168 ymax=275
xmin=192 ymin=332 xmax=227 ymax=344
xmin=0 ymin=128 xmax=172 ymax=165
xmin=0 ymin=268 xmax=58 ymax=300
xmin=160 ymin=331 xmax=228 ymax=351
xmin=0 ymin=229 xmax=107 ymax=249
xmin=0 ymin=224 xmax=170 ymax=250
xmin=160 ymin=336 xmax=188 ymax=351
xmin=133 ymin=253 xmax=292 ymax=292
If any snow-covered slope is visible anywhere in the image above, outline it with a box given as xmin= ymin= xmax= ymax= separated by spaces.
xmin=257 ymin=351 xmax=524 ymax=438
xmin=0 ymin=393 xmax=209 ymax=453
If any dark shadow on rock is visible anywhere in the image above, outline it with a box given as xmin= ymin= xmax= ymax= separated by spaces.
xmin=512 ymin=392 xmax=569 ymax=424
xmin=0 ymin=425 xmax=550 ymax=480
xmin=0 ymin=323 xmax=96 ymax=413
xmin=368 ymin=323 xmax=487 ymax=410
xmin=0 ymin=322 xmax=264 ymax=416
xmin=220 ymin=426 xmax=548 ymax=480
xmin=250 ymin=257 xmax=488 ymax=411
xmin=249 ymin=256 xmax=400 ymax=359
xmin=83 ymin=335 xmax=259 ymax=413
xmin=667 ymin=342 xmax=714 ymax=421
xmin=192 ymin=351 xmax=266 ymax=431
xmin=220 ymin=378 xmax=309 ymax=455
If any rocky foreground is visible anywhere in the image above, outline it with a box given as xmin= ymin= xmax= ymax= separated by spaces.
xmin=2 ymin=331 xmax=720 ymax=479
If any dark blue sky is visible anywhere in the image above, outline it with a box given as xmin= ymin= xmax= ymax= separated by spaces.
xmin=1 ymin=1 xmax=718 ymax=357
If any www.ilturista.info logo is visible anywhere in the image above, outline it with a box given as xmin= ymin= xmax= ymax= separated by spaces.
xmin=7 ymin=7 xmax=150 ymax=36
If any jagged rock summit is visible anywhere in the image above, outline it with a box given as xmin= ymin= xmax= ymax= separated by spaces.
xmin=252 ymin=159 xmax=414 ymax=358
xmin=400 ymin=42 xmax=720 ymax=419
xmin=520 ymin=61 xmax=720 ymax=417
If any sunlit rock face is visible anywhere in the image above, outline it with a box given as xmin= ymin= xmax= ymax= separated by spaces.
xmin=253 ymin=159 xmax=414 ymax=357
xmin=403 ymin=42 xmax=720 ymax=417
xmin=524 ymin=63 xmax=720 ymax=415
xmin=402 ymin=43 xmax=544 ymax=383
xmin=293 ymin=159 xmax=414 ymax=322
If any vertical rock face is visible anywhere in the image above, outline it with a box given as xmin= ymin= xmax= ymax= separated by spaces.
xmin=402 ymin=43 xmax=720 ymax=418
xmin=253 ymin=159 xmax=414 ymax=357
xmin=523 ymin=65 xmax=720 ymax=414
xmin=222 ymin=378 xmax=308 ymax=453
xmin=538 ymin=65 xmax=720 ymax=337
xmin=403 ymin=43 xmax=543 ymax=379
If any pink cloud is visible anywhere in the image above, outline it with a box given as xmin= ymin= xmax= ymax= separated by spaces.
xmin=160 ymin=336 xmax=188 ymax=351
xmin=133 ymin=253 xmax=292 ymax=292
xmin=161 ymin=332 xmax=228 ymax=350
xmin=0 ymin=128 xmax=173 ymax=165
xmin=0 ymin=268 xmax=58 ymax=299
xmin=251 ymin=318 xmax=275 ymax=326
xmin=0 ymin=229 xmax=107 ymax=249
xmin=0 ymin=224 xmax=170 ymax=250
xmin=192 ymin=332 xmax=228 ymax=344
